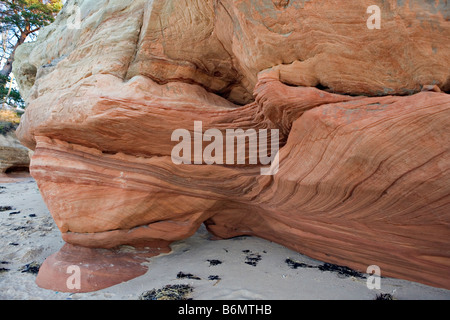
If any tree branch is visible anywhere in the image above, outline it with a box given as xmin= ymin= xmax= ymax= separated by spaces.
xmin=29 ymin=27 xmax=41 ymax=34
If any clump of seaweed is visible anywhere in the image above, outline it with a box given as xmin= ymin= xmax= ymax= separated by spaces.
xmin=20 ymin=262 xmax=41 ymax=275
xmin=139 ymin=284 xmax=194 ymax=300
xmin=318 ymin=263 xmax=366 ymax=279
xmin=177 ymin=272 xmax=201 ymax=280
xmin=207 ymin=259 xmax=222 ymax=266
xmin=285 ymin=258 xmax=366 ymax=279
xmin=1 ymin=261 xmax=11 ymax=273
xmin=0 ymin=268 xmax=10 ymax=274
xmin=375 ymin=293 xmax=394 ymax=300
xmin=243 ymin=250 xmax=262 ymax=267
xmin=285 ymin=258 xmax=315 ymax=269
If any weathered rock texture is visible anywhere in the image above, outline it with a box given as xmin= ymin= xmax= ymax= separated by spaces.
xmin=13 ymin=0 xmax=450 ymax=291
xmin=0 ymin=123 xmax=30 ymax=173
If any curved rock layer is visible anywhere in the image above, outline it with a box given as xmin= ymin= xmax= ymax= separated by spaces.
xmin=12 ymin=0 xmax=450 ymax=291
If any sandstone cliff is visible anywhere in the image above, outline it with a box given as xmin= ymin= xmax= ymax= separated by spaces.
xmin=12 ymin=0 xmax=450 ymax=290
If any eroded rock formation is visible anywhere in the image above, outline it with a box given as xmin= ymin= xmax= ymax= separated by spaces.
xmin=0 ymin=122 xmax=30 ymax=174
xmin=13 ymin=0 xmax=450 ymax=291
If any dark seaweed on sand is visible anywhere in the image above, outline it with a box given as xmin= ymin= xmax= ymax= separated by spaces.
xmin=285 ymin=258 xmax=316 ymax=269
xmin=375 ymin=293 xmax=394 ymax=300
xmin=177 ymin=272 xmax=201 ymax=280
xmin=318 ymin=263 xmax=366 ymax=279
xmin=285 ymin=258 xmax=366 ymax=279
xmin=207 ymin=259 xmax=222 ymax=266
xmin=20 ymin=262 xmax=41 ymax=275
xmin=139 ymin=284 xmax=194 ymax=300
xmin=243 ymin=250 xmax=262 ymax=267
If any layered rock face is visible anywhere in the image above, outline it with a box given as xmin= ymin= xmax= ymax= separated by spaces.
xmin=13 ymin=0 xmax=450 ymax=291
xmin=0 ymin=123 xmax=30 ymax=174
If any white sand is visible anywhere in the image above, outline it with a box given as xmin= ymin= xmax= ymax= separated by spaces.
xmin=1 ymin=176 xmax=449 ymax=300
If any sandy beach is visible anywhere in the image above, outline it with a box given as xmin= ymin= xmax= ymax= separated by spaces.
xmin=1 ymin=175 xmax=449 ymax=300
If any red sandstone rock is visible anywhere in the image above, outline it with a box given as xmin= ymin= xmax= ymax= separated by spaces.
xmin=36 ymin=244 xmax=170 ymax=293
xmin=11 ymin=0 xmax=450 ymax=291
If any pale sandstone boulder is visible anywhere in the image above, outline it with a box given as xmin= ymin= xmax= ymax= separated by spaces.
xmin=12 ymin=0 xmax=450 ymax=291
xmin=0 ymin=123 xmax=30 ymax=173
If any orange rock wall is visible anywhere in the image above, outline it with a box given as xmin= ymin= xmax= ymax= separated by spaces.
xmin=13 ymin=0 xmax=450 ymax=289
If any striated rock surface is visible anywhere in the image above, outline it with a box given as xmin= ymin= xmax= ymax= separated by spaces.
xmin=12 ymin=0 xmax=450 ymax=291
